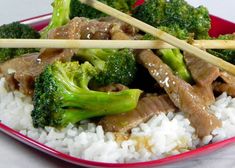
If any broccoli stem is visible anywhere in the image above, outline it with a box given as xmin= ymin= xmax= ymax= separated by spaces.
xmin=61 ymin=89 xmax=141 ymax=113
xmin=58 ymin=88 xmax=141 ymax=127
xmin=158 ymin=49 xmax=192 ymax=83
xmin=60 ymin=107 xmax=127 ymax=126
xmin=40 ymin=0 xmax=71 ymax=38
xmin=76 ymin=49 xmax=107 ymax=71
xmin=59 ymin=109 xmax=87 ymax=126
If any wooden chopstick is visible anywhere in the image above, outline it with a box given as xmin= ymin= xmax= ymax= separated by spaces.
xmin=79 ymin=0 xmax=235 ymax=75
xmin=0 ymin=39 xmax=234 ymax=49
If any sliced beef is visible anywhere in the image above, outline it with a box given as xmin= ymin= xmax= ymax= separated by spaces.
xmin=184 ymin=52 xmax=220 ymax=86
xmin=48 ymin=17 xmax=139 ymax=40
xmin=0 ymin=49 xmax=74 ymax=95
xmin=193 ymin=85 xmax=215 ymax=106
xmin=0 ymin=53 xmax=39 ymax=95
xmin=213 ymin=82 xmax=235 ymax=96
xmin=184 ymin=52 xmax=220 ymax=105
xmin=98 ymin=17 xmax=139 ymax=39
xmin=111 ymin=31 xmax=130 ymax=40
xmin=136 ymin=50 xmax=221 ymax=137
xmin=99 ymin=94 xmax=177 ymax=132
xmin=48 ymin=17 xmax=112 ymax=40
xmin=213 ymin=72 xmax=235 ymax=97
xmin=219 ymin=72 xmax=235 ymax=84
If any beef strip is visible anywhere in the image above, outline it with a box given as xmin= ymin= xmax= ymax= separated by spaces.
xmin=0 ymin=53 xmax=40 ymax=95
xmin=193 ymin=85 xmax=215 ymax=106
xmin=184 ymin=52 xmax=220 ymax=86
xmin=184 ymin=52 xmax=220 ymax=105
xmin=98 ymin=17 xmax=139 ymax=39
xmin=0 ymin=48 xmax=74 ymax=95
xmin=136 ymin=50 xmax=221 ymax=138
xmin=213 ymin=72 xmax=235 ymax=96
xmin=48 ymin=17 xmax=112 ymax=40
xmin=48 ymin=17 xmax=139 ymax=40
xmin=99 ymin=94 xmax=177 ymax=132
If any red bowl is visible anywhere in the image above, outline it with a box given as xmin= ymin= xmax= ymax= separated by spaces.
xmin=0 ymin=1 xmax=235 ymax=167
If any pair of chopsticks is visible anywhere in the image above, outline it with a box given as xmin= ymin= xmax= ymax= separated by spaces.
xmin=0 ymin=39 xmax=234 ymax=49
xmin=0 ymin=0 xmax=235 ymax=75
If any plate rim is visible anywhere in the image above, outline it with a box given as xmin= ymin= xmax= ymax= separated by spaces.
xmin=1 ymin=122 xmax=235 ymax=167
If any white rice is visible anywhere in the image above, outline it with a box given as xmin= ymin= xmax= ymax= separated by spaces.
xmin=0 ymin=77 xmax=235 ymax=163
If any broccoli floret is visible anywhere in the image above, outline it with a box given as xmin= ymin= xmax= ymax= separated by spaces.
xmin=76 ymin=48 xmax=137 ymax=87
xmin=0 ymin=22 xmax=40 ymax=62
xmin=133 ymin=0 xmax=211 ymax=38
xmin=157 ymin=25 xmax=193 ymax=40
xmin=69 ymin=0 xmax=107 ymax=19
xmin=133 ymin=0 xmax=211 ymax=82
xmin=165 ymin=0 xmax=210 ymax=38
xmin=133 ymin=0 xmax=166 ymax=29
xmin=142 ymin=26 xmax=191 ymax=40
xmin=208 ymin=34 xmax=235 ymax=64
xmin=41 ymin=0 xmax=136 ymax=38
xmin=32 ymin=61 xmax=142 ymax=128
xmin=70 ymin=0 xmax=136 ymax=19
xmin=158 ymin=49 xmax=192 ymax=82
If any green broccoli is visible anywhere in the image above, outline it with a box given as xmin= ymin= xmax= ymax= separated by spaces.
xmin=134 ymin=0 xmax=235 ymax=68
xmin=0 ymin=22 xmax=40 ymax=62
xmin=40 ymin=0 xmax=72 ymax=38
xmin=158 ymin=49 xmax=192 ymax=82
xmin=32 ymin=61 xmax=142 ymax=128
xmin=69 ymin=0 xmax=107 ymax=20
xmin=208 ymin=34 xmax=235 ymax=64
xmin=76 ymin=48 xmax=137 ymax=87
xmin=133 ymin=0 xmax=211 ymax=39
xmin=41 ymin=0 xmax=136 ymax=38
xmin=70 ymin=0 xmax=136 ymax=19
xmin=133 ymin=0 xmax=212 ymax=82
xmin=157 ymin=25 xmax=193 ymax=40
xmin=164 ymin=0 xmax=210 ymax=39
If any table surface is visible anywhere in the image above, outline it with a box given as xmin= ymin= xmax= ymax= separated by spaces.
xmin=0 ymin=1 xmax=235 ymax=168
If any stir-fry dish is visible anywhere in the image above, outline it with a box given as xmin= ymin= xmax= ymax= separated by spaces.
xmin=0 ymin=0 xmax=235 ymax=163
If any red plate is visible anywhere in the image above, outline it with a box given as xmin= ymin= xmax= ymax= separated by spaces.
xmin=0 ymin=1 xmax=235 ymax=167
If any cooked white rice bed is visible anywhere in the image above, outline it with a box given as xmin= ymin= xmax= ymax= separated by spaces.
xmin=0 ymin=78 xmax=235 ymax=163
